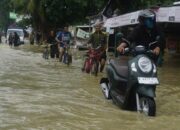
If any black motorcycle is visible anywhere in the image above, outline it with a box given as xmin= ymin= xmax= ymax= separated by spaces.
xmin=100 ymin=42 xmax=159 ymax=116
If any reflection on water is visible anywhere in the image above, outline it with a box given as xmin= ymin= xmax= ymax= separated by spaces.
xmin=0 ymin=44 xmax=179 ymax=130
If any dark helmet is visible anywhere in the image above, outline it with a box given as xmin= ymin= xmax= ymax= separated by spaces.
xmin=138 ymin=9 xmax=156 ymax=29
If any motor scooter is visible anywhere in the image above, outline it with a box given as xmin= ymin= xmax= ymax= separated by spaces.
xmin=100 ymin=41 xmax=159 ymax=116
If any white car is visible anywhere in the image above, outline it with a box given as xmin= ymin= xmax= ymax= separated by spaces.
xmin=6 ymin=28 xmax=25 ymax=44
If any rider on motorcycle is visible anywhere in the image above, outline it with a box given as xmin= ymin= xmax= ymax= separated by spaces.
xmin=117 ymin=9 xmax=164 ymax=61
xmin=55 ymin=25 xmax=72 ymax=62
xmin=87 ymin=22 xmax=107 ymax=72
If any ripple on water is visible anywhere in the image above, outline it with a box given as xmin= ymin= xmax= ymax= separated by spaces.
xmin=0 ymin=44 xmax=179 ymax=130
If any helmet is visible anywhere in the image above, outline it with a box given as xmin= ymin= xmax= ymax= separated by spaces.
xmin=138 ymin=9 xmax=156 ymax=29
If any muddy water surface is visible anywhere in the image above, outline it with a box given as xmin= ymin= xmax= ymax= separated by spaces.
xmin=0 ymin=44 xmax=179 ymax=130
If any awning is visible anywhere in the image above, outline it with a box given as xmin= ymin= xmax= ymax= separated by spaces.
xmin=104 ymin=6 xmax=180 ymax=28
xmin=104 ymin=11 xmax=140 ymax=27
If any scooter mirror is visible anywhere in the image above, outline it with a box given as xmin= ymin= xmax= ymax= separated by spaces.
xmin=124 ymin=48 xmax=130 ymax=53
xmin=156 ymin=36 xmax=160 ymax=42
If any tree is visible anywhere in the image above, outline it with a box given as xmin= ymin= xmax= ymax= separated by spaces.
xmin=0 ymin=0 xmax=13 ymax=31
xmin=6 ymin=0 xmax=178 ymax=35
xmin=10 ymin=0 xmax=107 ymax=35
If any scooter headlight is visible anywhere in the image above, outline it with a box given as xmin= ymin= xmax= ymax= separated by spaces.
xmin=138 ymin=57 xmax=152 ymax=73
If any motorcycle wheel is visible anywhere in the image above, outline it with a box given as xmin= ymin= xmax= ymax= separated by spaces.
xmin=68 ymin=54 xmax=72 ymax=64
xmin=91 ymin=61 xmax=99 ymax=76
xmin=84 ymin=59 xmax=90 ymax=73
xmin=43 ymin=51 xmax=48 ymax=59
xmin=139 ymin=97 xmax=156 ymax=116
xmin=63 ymin=53 xmax=69 ymax=65
xmin=67 ymin=54 xmax=72 ymax=66
xmin=62 ymin=54 xmax=66 ymax=63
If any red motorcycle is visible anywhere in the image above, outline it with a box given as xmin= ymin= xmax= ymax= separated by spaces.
xmin=82 ymin=46 xmax=103 ymax=76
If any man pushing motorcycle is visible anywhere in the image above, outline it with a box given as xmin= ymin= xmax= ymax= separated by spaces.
xmin=86 ymin=22 xmax=107 ymax=72
xmin=55 ymin=25 xmax=72 ymax=62
xmin=117 ymin=9 xmax=164 ymax=62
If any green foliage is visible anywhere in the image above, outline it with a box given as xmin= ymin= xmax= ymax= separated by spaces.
xmin=11 ymin=0 xmax=107 ymax=31
xmin=0 ymin=0 xmax=10 ymax=30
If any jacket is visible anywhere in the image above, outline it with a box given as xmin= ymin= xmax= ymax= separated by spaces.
xmin=125 ymin=24 xmax=164 ymax=50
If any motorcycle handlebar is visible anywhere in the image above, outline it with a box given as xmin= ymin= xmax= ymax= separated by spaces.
xmin=149 ymin=41 xmax=158 ymax=48
xmin=88 ymin=46 xmax=103 ymax=50
xmin=118 ymin=47 xmax=156 ymax=56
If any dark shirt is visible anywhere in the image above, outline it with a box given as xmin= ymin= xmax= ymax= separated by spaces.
xmin=125 ymin=25 xmax=163 ymax=50
xmin=14 ymin=34 xmax=20 ymax=44
xmin=36 ymin=32 xmax=41 ymax=41
xmin=8 ymin=34 xmax=14 ymax=43
xmin=88 ymin=31 xmax=107 ymax=48
xmin=47 ymin=35 xmax=56 ymax=44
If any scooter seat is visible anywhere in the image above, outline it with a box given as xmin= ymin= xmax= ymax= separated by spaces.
xmin=109 ymin=57 xmax=128 ymax=79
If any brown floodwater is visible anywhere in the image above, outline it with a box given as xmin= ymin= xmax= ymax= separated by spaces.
xmin=0 ymin=44 xmax=179 ymax=130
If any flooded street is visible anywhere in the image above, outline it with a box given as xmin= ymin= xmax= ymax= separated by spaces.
xmin=0 ymin=43 xmax=179 ymax=130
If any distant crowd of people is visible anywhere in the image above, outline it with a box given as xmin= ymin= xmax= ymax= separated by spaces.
xmin=47 ymin=26 xmax=72 ymax=61
xmin=29 ymin=30 xmax=42 ymax=45
xmin=29 ymin=25 xmax=73 ymax=62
